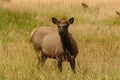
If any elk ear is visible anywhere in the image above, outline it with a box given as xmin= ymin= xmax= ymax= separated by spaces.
xmin=52 ymin=17 xmax=59 ymax=24
xmin=68 ymin=17 xmax=74 ymax=24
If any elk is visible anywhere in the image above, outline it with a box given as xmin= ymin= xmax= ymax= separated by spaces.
xmin=30 ymin=17 xmax=78 ymax=73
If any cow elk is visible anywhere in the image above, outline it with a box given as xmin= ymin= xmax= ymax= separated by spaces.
xmin=30 ymin=17 xmax=78 ymax=73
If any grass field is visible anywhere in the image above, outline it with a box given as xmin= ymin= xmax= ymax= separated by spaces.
xmin=0 ymin=0 xmax=120 ymax=80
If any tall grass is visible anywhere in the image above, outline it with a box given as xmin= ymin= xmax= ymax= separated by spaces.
xmin=0 ymin=0 xmax=120 ymax=80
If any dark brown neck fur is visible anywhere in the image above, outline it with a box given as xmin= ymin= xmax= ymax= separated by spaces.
xmin=60 ymin=33 xmax=74 ymax=55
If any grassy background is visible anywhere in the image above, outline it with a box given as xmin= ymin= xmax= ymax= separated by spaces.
xmin=0 ymin=0 xmax=120 ymax=80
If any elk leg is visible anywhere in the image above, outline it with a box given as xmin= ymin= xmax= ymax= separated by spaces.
xmin=57 ymin=58 xmax=62 ymax=72
xmin=37 ymin=52 xmax=47 ymax=66
xmin=37 ymin=56 xmax=47 ymax=66
xmin=35 ymin=50 xmax=42 ymax=66
xmin=69 ymin=59 xmax=76 ymax=73
xmin=39 ymin=55 xmax=47 ymax=66
xmin=35 ymin=50 xmax=47 ymax=66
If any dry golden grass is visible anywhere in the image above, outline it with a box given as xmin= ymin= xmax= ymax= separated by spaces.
xmin=0 ymin=0 xmax=120 ymax=80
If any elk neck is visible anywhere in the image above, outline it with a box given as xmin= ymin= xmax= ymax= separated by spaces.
xmin=60 ymin=32 xmax=73 ymax=55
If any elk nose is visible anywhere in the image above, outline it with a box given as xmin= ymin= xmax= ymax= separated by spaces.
xmin=59 ymin=30 xmax=65 ymax=37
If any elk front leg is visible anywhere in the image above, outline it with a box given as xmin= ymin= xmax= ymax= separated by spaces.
xmin=69 ymin=59 xmax=76 ymax=73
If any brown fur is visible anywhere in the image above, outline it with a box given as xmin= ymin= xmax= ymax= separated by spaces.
xmin=30 ymin=27 xmax=64 ymax=57
xmin=30 ymin=18 xmax=78 ymax=73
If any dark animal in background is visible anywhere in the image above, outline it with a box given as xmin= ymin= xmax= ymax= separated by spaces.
xmin=30 ymin=17 xmax=78 ymax=73
xmin=116 ymin=11 xmax=120 ymax=16
xmin=81 ymin=2 xmax=89 ymax=8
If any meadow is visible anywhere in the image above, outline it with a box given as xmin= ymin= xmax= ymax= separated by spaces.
xmin=0 ymin=0 xmax=120 ymax=80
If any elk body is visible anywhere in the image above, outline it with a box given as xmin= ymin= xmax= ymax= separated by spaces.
xmin=30 ymin=17 xmax=78 ymax=72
